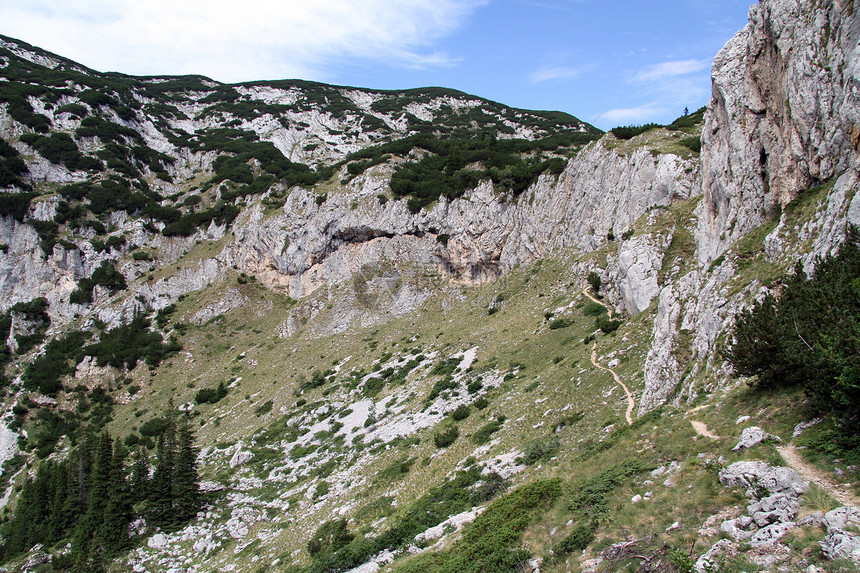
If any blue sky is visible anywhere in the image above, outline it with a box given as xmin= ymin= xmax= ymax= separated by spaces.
xmin=0 ymin=0 xmax=754 ymax=130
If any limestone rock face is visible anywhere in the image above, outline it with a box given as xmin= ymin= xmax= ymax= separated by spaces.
xmin=697 ymin=0 xmax=860 ymax=265
xmin=820 ymin=507 xmax=860 ymax=563
xmin=227 ymin=144 xmax=697 ymax=302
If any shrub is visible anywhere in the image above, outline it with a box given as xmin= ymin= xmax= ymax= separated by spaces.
xmin=308 ymin=519 xmax=354 ymax=559
xmin=450 ymin=404 xmax=470 ymax=421
xmin=552 ymin=521 xmax=597 ymax=557
xmin=610 ymin=123 xmax=661 ymax=139
xmin=139 ymin=417 xmax=169 ymax=437
xmin=472 ymin=417 xmax=504 ymax=445
xmin=597 ymin=316 xmax=622 ymax=334
xmin=521 ymin=435 xmax=560 ymax=465
xmin=727 ymin=233 xmax=860 ymax=434
xmin=434 ymin=426 xmax=459 ymax=448
xmin=254 ymin=400 xmax=273 ymax=416
xmin=587 ymin=271 xmax=601 ymax=292
xmin=549 ymin=317 xmax=573 ymax=330
xmin=376 ymin=457 xmax=415 ymax=483
xmin=195 ymin=381 xmax=228 ymax=404
xmin=679 ymin=135 xmax=702 ymax=153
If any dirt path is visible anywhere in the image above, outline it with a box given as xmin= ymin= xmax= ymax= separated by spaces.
xmin=777 ymin=444 xmax=860 ymax=507
xmin=591 ymin=343 xmax=635 ymax=425
xmin=582 ymin=288 xmax=613 ymax=318
xmin=690 ymin=420 xmax=719 ymax=439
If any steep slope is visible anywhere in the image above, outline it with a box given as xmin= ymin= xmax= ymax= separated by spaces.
xmin=0 ymin=0 xmax=859 ymax=572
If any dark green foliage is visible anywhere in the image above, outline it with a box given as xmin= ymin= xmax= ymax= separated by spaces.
xmin=667 ymin=106 xmax=706 ymax=130
xmin=679 ymin=136 xmax=702 ymax=153
xmin=450 ymin=404 xmax=470 ymax=421
xmin=597 ymin=316 xmax=622 ymax=334
xmin=376 ymin=457 xmax=415 ymax=483
xmin=587 ymin=271 xmax=601 ymax=292
xmin=139 ymin=417 xmax=170 ymax=437
xmin=0 ymin=139 xmax=29 ymax=188
xmin=610 ymin=123 xmax=662 ymax=140
xmin=70 ymin=261 xmax=127 ymax=304
xmin=583 ymin=301 xmax=606 ymax=316
xmin=29 ymin=219 xmax=59 ymax=254
xmin=254 ymin=400 xmax=274 ymax=416
xmin=552 ymin=521 xmax=598 ymax=557
xmin=433 ymin=426 xmax=459 ymax=448
xmin=90 ymin=234 xmax=126 ymax=253
xmin=9 ymin=297 xmax=50 ymax=354
xmin=23 ymin=330 xmax=89 ymax=395
xmin=154 ymin=304 xmax=176 ymax=328
xmin=0 ymin=192 xmax=35 ymax=220
xmin=472 ymin=417 xmax=504 ymax=445
xmin=27 ymin=132 xmax=85 ymax=170
xmin=568 ymin=460 xmax=650 ymax=517
xmin=549 ymin=317 xmax=573 ymax=330
xmin=727 ymin=233 xmax=860 ymax=433
xmin=307 ymin=467 xmax=507 ymax=573
xmin=172 ymin=415 xmax=202 ymax=523
xmin=195 ymin=381 xmax=228 ymax=404
xmin=0 ymin=417 xmax=197 ymax=567
xmin=411 ymin=478 xmax=562 ymax=573
xmin=520 ymin=435 xmax=560 ymax=465
xmin=308 ymin=519 xmax=355 ymax=559
xmin=161 ymin=202 xmax=240 ymax=237
xmin=84 ymin=316 xmax=180 ymax=370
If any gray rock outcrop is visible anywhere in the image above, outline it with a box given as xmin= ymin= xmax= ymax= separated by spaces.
xmin=732 ymin=426 xmax=782 ymax=451
xmin=820 ymin=507 xmax=860 ymax=563
xmin=697 ymin=0 xmax=860 ymax=265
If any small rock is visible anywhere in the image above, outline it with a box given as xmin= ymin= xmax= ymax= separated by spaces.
xmin=666 ymin=521 xmax=680 ymax=531
xmin=736 ymin=415 xmax=751 ymax=425
xmin=22 ymin=551 xmax=50 ymax=570
xmin=229 ymin=442 xmax=255 ymax=468
xmin=820 ymin=507 xmax=860 ymax=563
xmin=694 ymin=539 xmax=737 ymax=573
xmin=798 ymin=511 xmax=825 ymax=527
xmin=148 ymin=533 xmax=168 ymax=549
xmin=631 ymin=494 xmax=642 ymax=503
xmin=720 ymin=517 xmax=755 ymax=541
xmin=749 ymin=521 xmax=796 ymax=549
xmin=732 ymin=426 xmax=781 ymax=451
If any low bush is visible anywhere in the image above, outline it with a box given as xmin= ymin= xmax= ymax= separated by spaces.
xmin=521 ymin=435 xmax=560 ymax=465
xmin=195 ymin=381 xmax=228 ymax=405
xmin=450 ymin=404 xmax=470 ymax=421
xmin=433 ymin=426 xmax=459 ymax=448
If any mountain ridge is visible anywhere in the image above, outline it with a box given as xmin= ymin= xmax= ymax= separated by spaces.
xmin=1 ymin=0 xmax=860 ymax=571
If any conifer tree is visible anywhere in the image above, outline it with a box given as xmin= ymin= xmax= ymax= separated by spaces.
xmin=172 ymin=414 xmax=201 ymax=523
xmin=97 ymin=440 xmax=129 ymax=552
xmin=148 ymin=407 xmax=176 ymax=528
xmin=129 ymin=446 xmax=150 ymax=503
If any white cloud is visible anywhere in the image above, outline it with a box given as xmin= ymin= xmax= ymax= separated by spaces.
xmin=632 ymin=58 xmax=709 ymax=83
xmin=0 ymin=0 xmax=486 ymax=82
xmin=596 ymin=103 xmax=668 ymax=124
xmin=529 ymin=65 xmax=587 ymax=83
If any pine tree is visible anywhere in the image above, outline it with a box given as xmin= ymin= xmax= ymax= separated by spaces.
xmin=172 ymin=414 xmax=201 ymax=523
xmin=129 ymin=446 xmax=150 ymax=504
xmin=97 ymin=439 xmax=133 ymax=553
xmin=148 ymin=409 xmax=176 ymax=528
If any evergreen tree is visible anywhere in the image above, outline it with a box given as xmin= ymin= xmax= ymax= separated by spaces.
xmin=172 ymin=414 xmax=201 ymax=523
xmin=147 ymin=407 xmax=176 ymax=528
xmin=728 ymin=230 xmax=860 ymax=433
xmin=129 ymin=446 xmax=150 ymax=504
xmin=97 ymin=439 xmax=133 ymax=553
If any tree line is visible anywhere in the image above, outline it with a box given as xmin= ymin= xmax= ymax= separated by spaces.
xmin=0 ymin=407 xmax=201 ymax=570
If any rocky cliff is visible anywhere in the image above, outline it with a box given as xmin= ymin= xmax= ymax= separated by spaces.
xmin=1 ymin=2 xmax=860 ymax=571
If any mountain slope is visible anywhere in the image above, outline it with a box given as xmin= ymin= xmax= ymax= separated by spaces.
xmin=0 ymin=0 xmax=859 ymax=571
